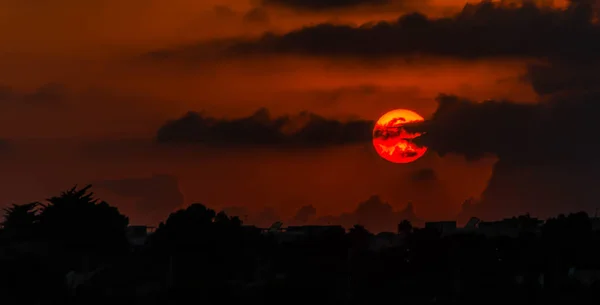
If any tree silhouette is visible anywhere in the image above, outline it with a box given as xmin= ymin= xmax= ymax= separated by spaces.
xmin=149 ymin=203 xmax=250 ymax=302
xmin=4 ymin=182 xmax=600 ymax=304
xmin=151 ymin=203 xmax=246 ymax=251
xmin=347 ymin=224 xmax=372 ymax=252
xmin=348 ymin=224 xmax=369 ymax=234
xmin=0 ymin=186 xmax=129 ymax=304
xmin=1 ymin=202 xmax=41 ymax=242
xmin=37 ymin=185 xmax=129 ymax=271
xmin=505 ymin=213 xmax=541 ymax=232
xmin=0 ymin=202 xmax=45 ymax=304
xmin=543 ymin=212 xmax=592 ymax=242
xmin=398 ymin=219 xmax=413 ymax=235
xmin=542 ymin=211 xmax=593 ymax=274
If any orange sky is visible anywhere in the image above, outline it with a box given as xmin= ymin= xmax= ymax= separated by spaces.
xmin=0 ymin=0 xmax=570 ymax=228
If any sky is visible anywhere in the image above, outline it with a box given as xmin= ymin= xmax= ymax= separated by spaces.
xmin=1 ymin=0 xmax=598 ymax=231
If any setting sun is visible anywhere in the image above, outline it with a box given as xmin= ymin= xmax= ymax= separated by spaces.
xmin=372 ymin=109 xmax=427 ymax=164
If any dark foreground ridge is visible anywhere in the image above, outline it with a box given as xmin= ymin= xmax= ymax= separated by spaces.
xmin=2 ymin=185 xmax=600 ymax=305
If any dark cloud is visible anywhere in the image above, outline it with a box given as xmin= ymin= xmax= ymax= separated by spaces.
xmin=410 ymin=89 xmax=600 ymax=220
xmin=293 ymin=204 xmax=317 ymax=223
xmin=412 ymin=92 xmax=600 ymax=163
xmin=254 ymin=207 xmax=280 ymax=228
xmin=0 ymin=83 xmax=67 ymax=108
xmin=0 ymin=139 xmax=9 ymax=152
xmin=315 ymin=195 xmax=423 ymax=233
xmin=220 ymin=206 xmax=251 ymax=223
xmin=408 ymin=94 xmax=537 ymax=161
xmin=143 ymin=38 xmax=237 ymax=62
xmin=94 ymin=174 xmax=184 ymax=226
xmin=306 ymin=84 xmax=382 ymax=107
xmin=398 ymin=201 xmax=422 ymax=225
xmin=353 ymin=195 xmax=396 ymax=232
xmin=221 ymin=206 xmax=281 ymax=228
xmin=262 ymin=0 xmax=389 ymax=10
xmin=156 ymin=108 xmax=373 ymax=147
xmin=464 ymin=158 xmax=600 ymax=221
xmin=410 ymin=168 xmax=437 ymax=182
xmin=22 ymin=83 xmax=66 ymax=105
xmin=525 ymin=60 xmax=600 ymax=96
xmin=244 ymin=7 xmax=270 ymax=25
xmin=228 ymin=1 xmax=600 ymax=59
xmin=223 ymin=196 xmax=424 ymax=233
xmin=405 ymin=167 xmax=455 ymax=220
xmin=0 ymin=85 xmax=13 ymax=101
xmin=213 ymin=5 xmax=237 ymax=18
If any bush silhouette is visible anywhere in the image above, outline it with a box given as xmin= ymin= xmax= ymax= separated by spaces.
xmin=1 ymin=202 xmax=41 ymax=242
xmin=38 ymin=185 xmax=129 ymax=271
xmin=0 ymin=185 xmax=129 ymax=304
xmin=148 ymin=203 xmax=253 ymax=303
xmin=2 ymin=186 xmax=600 ymax=305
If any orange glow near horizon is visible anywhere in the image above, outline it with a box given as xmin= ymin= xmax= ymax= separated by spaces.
xmin=372 ymin=109 xmax=427 ymax=164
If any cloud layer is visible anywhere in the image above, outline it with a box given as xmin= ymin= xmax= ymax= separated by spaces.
xmin=525 ymin=60 xmax=600 ymax=96
xmin=0 ymin=83 xmax=67 ymax=109
xmin=409 ymin=83 xmax=600 ymax=219
xmin=224 ymin=195 xmax=425 ymax=233
xmin=314 ymin=195 xmax=424 ymax=232
xmin=262 ymin=0 xmax=390 ymax=10
xmin=0 ymin=139 xmax=9 ymax=152
xmin=156 ymin=108 xmax=373 ymax=147
xmin=229 ymin=1 xmax=600 ymax=59
xmin=412 ymin=91 xmax=600 ymax=163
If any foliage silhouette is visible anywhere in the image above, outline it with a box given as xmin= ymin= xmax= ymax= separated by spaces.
xmin=38 ymin=185 xmax=129 ymax=265
xmin=1 ymin=202 xmax=41 ymax=242
xmin=0 ymin=185 xmax=130 ymax=305
xmin=148 ymin=203 xmax=256 ymax=304
xmin=1 ymin=187 xmax=600 ymax=305
xmin=347 ymin=224 xmax=372 ymax=248
xmin=398 ymin=219 xmax=413 ymax=234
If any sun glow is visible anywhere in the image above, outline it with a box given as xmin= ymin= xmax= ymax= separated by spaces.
xmin=372 ymin=109 xmax=427 ymax=164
